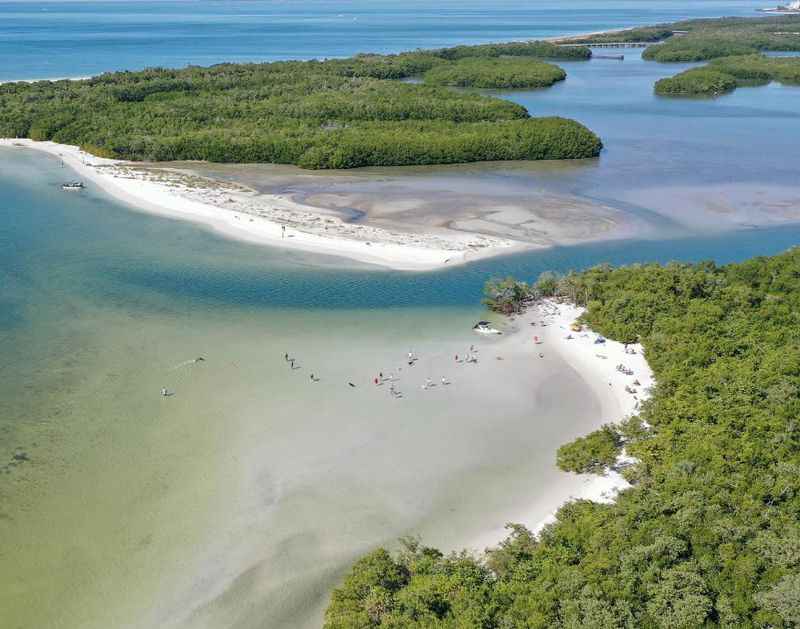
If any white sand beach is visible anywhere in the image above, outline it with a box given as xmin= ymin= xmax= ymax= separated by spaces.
xmin=0 ymin=139 xmax=526 ymax=271
xmin=471 ymin=299 xmax=654 ymax=551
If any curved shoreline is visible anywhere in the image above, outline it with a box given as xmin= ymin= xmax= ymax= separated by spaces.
xmin=1 ymin=139 xmax=528 ymax=271
xmin=470 ymin=298 xmax=654 ymax=551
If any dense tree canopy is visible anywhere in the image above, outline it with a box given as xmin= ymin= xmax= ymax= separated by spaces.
xmin=642 ymin=24 xmax=800 ymax=63
xmin=654 ymin=67 xmax=739 ymax=96
xmin=655 ymin=54 xmax=800 ymax=96
xmin=564 ymin=15 xmax=800 ymax=62
xmin=0 ymin=41 xmax=600 ymax=169
xmin=326 ymin=248 xmax=800 ymax=628
xmin=424 ymin=57 xmax=566 ymax=89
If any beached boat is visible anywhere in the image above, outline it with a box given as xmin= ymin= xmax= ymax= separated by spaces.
xmin=473 ymin=320 xmax=502 ymax=335
xmin=61 ymin=181 xmax=84 ymax=190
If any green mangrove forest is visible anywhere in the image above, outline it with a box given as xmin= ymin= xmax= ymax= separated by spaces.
xmin=656 ymin=54 xmax=800 ymax=96
xmin=325 ymin=248 xmax=800 ymax=628
xmin=424 ymin=57 xmax=566 ymax=89
xmin=570 ymin=15 xmax=800 ymax=97
xmin=567 ymin=15 xmax=800 ymax=62
xmin=0 ymin=41 xmax=601 ymax=169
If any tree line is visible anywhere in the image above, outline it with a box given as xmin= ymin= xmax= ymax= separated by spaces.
xmin=0 ymin=41 xmax=600 ymax=169
xmin=655 ymin=54 xmax=800 ymax=96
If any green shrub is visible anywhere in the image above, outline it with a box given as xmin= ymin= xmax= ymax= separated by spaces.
xmin=655 ymin=67 xmax=737 ymax=96
xmin=557 ymin=425 xmax=623 ymax=474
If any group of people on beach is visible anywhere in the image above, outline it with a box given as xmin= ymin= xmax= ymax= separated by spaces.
xmin=271 ymin=342 xmax=488 ymax=400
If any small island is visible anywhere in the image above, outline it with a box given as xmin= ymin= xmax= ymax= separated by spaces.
xmin=0 ymin=41 xmax=599 ymax=170
xmin=655 ymin=54 xmax=800 ymax=96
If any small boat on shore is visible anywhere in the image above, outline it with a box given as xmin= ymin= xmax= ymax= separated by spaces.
xmin=473 ymin=321 xmax=502 ymax=335
xmin=61 ymin=181 xmax=84 ymax=190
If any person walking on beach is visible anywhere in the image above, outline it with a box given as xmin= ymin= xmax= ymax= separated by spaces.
xmin=284 ymin=352 xmax=288 ymax=362
xmin=282 ymin=225 xmax=286 ymax=239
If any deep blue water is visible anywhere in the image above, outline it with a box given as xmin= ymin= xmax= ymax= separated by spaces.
xmin=0 ymin=0 xmax=771 ymax=81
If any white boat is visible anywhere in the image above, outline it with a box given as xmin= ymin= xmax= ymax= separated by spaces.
xmin=61 ymin=181 xmax=84 ymax=190
xmin=473 ymin=320 xmax=502 ymax=335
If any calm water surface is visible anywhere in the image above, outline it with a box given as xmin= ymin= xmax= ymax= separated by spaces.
xmin=0 ymin=0 xmax=773 ymax=81
xmin=2 ymin=2 xmax=800 ymax=628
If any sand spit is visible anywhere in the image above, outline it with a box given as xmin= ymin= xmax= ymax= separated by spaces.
xmin=0 ymin=139 xmax=525 ymax=271
xmin=472 ymin=299 xmax=654 ymax=551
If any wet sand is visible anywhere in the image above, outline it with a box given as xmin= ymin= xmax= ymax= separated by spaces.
xmin=189 ymin=160 xmax=643 ymax=249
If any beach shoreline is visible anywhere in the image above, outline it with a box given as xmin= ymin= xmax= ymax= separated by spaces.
xmin=1 ymin=139 xmax=532 ymax=271
xmin=469 ymin=298 xmax=654 ymax=551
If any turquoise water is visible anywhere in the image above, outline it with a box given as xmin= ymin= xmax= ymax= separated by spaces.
xmin=0 ymin=0 xmax=770 ymax=81
xmin=3 ymin=2 xmax=800 ymax=627
xmin=3 ymin=147 xmax=800 ymax=317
